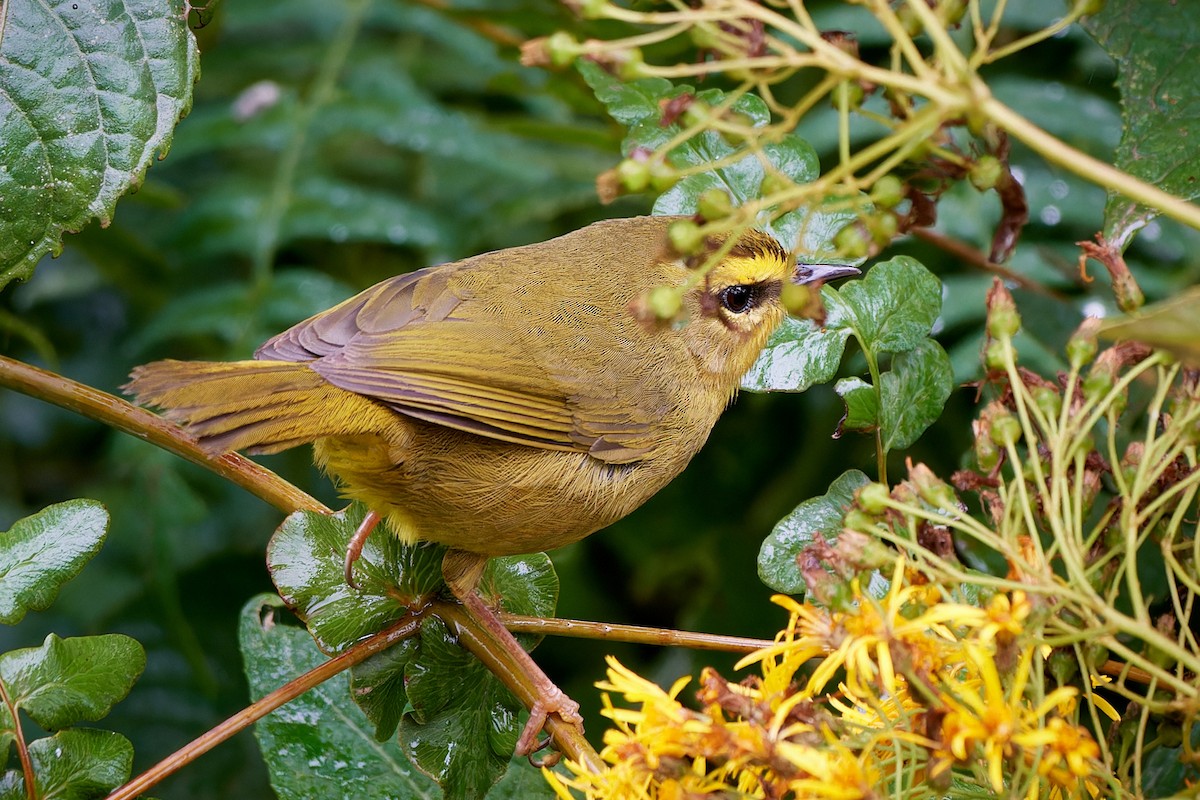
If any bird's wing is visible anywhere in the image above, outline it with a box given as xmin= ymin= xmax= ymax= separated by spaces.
xmin=255 ymin=266 xmax=658 ymax=463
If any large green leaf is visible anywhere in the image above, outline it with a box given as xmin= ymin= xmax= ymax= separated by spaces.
xmin=265 ymin=503 xmax=560 ymax=799
xmin=826 ymin=256 xmax=942 ymax=355
xmin=239 ymin=595 xmax=440 ymax=800
xmin=740 ymin=292 xmax=854 ymax=393
xmin=0 ymin=500 xmax=108 ymax=625
xmin=0 ymin=0 xmax=199 ymax=287
xmin=1083 ymin=0 xmax=1200 ymax=246
xmin=0 ymin=634 xmax=145 ymax=731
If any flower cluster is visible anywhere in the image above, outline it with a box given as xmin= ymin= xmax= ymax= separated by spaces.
xmin=545 ymin=560 xmax=1111 ymax=799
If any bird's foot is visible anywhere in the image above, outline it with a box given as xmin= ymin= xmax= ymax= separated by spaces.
xmin=343 ymin=508 xmax=382 ymax=589
xmin=516 ymin=688 xmax=582 ymax=757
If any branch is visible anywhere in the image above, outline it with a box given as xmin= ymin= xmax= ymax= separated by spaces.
xmin=0 ymin=356 xmax=326 ymax=515
xmin=105 ymin=610 xmax=428 ymax=800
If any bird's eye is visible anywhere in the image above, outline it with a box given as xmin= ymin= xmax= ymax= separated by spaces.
xmin=719 ymin=284 xmax=758 ymax=314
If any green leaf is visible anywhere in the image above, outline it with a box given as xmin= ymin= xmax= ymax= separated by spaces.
xmin=239 ymin=595 xmax=440 ymax=800
xmin=580 ymin=59 xmax=853 ymax=253
xmin=266 ymin=503 xmax=559 ymax=799
xmin=740 ymin=290 xmax=854 ymax=392
xmin=0 ymin=634 xmax=145 ymax=730
xmin=267 ymin=503 xmax=445 ymax=654
xmin=879 ymin=338 xmax=954 ymax=451
xmin=1083 ymin=1 xmax=1200 ymax=246
xmin=834 ymin=376 xmax=879 ymax=435
xmin=758 ymin=470 xmax=870 ymax=594
xmin=400 ymin=619 xmax=520 ymax=800
xmin=352 ymin=554 xmax=556 ymax=795
xmin=829 ymin=256 xmax=942 ymax=355
xmin=0 ymin=500 xmax=108 ymax=625
xmin=0 ymin=0 xmax=199 ymax=287
xmin=0 ymin=729 xmax=133 ymax=800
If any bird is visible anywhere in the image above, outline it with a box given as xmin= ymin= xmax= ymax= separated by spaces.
xmin=124 ymin=214 xmax=858 ymax=755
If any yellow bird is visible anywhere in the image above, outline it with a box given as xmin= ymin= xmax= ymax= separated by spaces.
xmin=126 ymin=215 xmax=856 ymax=752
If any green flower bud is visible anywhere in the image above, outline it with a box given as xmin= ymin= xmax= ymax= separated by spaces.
xmin=697 ymin=188 xmax=733 ymax=221
xmin=990 ymin=412 xmax=1022 ymax=446
xmin=668 ymin=219 xmax=705 ymax=254
xmin=780 ymin=283 xmax=813 ymax=316
xmin=648 ymin=159 xmax=679 ymax=192
xmin=1032 ymin=386 xmax=1062 ymax=420
xmin=615 ymin=158 xmax=650 ymax=193
xmin=830 ymin=81 xmax=864 ymax=110
xmin=647 ymin=285 xmax=681 ymax=319
xmin=545 ymin=31 xmax=582 ymax=67
xmin=870 ymin=175 xmax=905 ymax=209
xmin=857 ymin=482 xmax=892 ymax=515
xmin=970 ymin=155 xmax=1004 ymax=191
xmin=833 ymin=223 xmax=869 ymax=259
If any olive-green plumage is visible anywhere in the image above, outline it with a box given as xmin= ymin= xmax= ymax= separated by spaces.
xmin=126 ymin=216 xmax=841 ymax=558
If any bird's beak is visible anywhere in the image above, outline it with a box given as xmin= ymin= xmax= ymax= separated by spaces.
xmin=793 ymin=263 xmax=860 ymax=285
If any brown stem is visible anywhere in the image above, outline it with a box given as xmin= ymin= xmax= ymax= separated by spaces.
xmin=500 ymin=613 xmax=773 ymax=654
xmin=910 ymin=227 xmax=1064 ymax=300
xmin=105 ymin=609 xmax=427 ymax=800
xmin=0 ymin=356 xmax=327 ymax=516
xmin=0 ymin=678 xmax=37 ymax=800
xmin=436 ymin=601 xmax=604 ymax=772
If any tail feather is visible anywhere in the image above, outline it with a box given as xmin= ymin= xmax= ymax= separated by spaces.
xmin=125 ymin=359 xmax=379 ymax=455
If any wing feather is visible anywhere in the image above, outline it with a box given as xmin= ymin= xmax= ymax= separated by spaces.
xmin=249 ymin=230 xmax=676 ymax=463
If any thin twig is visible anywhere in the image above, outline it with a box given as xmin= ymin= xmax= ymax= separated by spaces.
xmin=0 ymin=356 xmax=326 ymax=515
xmin=500 ymin=614 xmax=774 ymax=653
xmin=105 ymin=611 xmax=427 ymax=800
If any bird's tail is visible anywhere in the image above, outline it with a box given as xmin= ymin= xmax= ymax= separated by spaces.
xmin=125 ymin=359 xmax=375 ymax=455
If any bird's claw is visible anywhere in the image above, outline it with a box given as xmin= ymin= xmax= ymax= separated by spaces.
xmin=516 ymin=689 xmax=582 ymax=757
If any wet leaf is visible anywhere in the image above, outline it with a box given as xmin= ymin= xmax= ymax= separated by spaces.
xmin=1083 ymin=1 xmax=1200 ymax=246
xmin=0 ymin=0 xmax=199 ymax=286
xmin=741 ymin=290 xmax=853 ymax=393
xmin=879 ymin=338 xmax=955 ymax=451
xmin=239 ymin=595 xmax=439 ymax=800
xmin=758 ymin=470 xmax=870 ymax=595
xmin=0 ymin=500 xmax=108 ymax=625
xmin=0 ymin=729 xmax=132 ymax=800
xmin=0 ymin=634 xmax=145 ymax=730
xmin=828 ymin=256 xmax=942 ymax=355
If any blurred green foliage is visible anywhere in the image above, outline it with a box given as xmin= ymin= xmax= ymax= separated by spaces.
xmin=2 ymin=0 xmax=1200 ymax=796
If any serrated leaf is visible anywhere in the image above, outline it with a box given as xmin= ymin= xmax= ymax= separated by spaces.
xmin=0 ymin=729 xmax=132 ymax=800
xmin=829 ymin=256 xmax=942 ymax=355
xmin=1083 ymin=2 xmax=1200 ymax=246
xmin=758 ymin=470 xmax=870 ymax=595
xmin=834 ymin=376 xmax=878 ymax=435
xmin=0 ymin=0 xmax=198 ymax=287
xmin=0 ymin=500 xmax=108 ymax=625
xmin=576 ymin=60 xmax=674 ymax=129
xmin=401 ymin=619 xmax=521 ymax=800
xmin=267 ymin=503 xmax=445 ymax=654
xmin=0 ymin=633 xmax=145 ymax=730
xmin=239 ymin=595 xmax=440 ymax=800
xmin=740 ymin=289 xmax=854 ymax=392
xmin=879 ymin=338 xmax=954 ymax=451
xmin=580 ymin=59 xmax=850 ymax=255
xmin=1099 ymin=285 xmax=1200 ymax=365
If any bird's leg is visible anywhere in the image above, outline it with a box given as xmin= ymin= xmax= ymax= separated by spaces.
xmin=442 ymin=549 xmax=583 ymax=756
xmin=344 ymin=508 xmax=382 ymax=589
